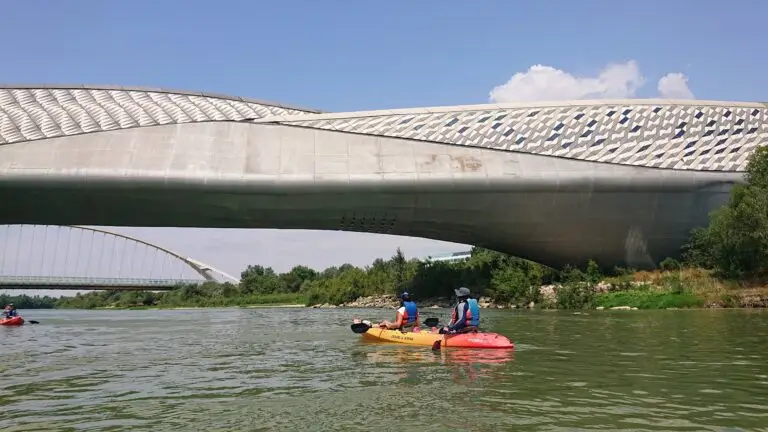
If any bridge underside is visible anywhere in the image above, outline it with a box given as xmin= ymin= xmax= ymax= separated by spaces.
xmin=0 ymin=122 xmax=743 ymax=269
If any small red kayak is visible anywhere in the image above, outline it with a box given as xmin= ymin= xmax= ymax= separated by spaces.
xmin=0 ymin=316 xmax=24 ymax=326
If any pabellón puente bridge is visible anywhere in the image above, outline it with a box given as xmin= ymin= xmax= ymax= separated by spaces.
xmin=0 ymin=85 xmax=767 ymax=270
xmin=0 ymin=224 xmax=239 ymax=291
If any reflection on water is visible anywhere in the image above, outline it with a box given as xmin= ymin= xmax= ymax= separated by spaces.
xmin=360 ymin=345 xmax=515 ymax=385
xmin=1 ymin=308 xmax=767 ymax=431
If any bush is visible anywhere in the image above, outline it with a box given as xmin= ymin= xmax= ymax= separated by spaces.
xmin=682 ymin=145 xmax=768 ymax=278
xmin=660 ymin=257 xmax=682 ymax=272
xmin=553 ymin=263 xmax=598 ymax=309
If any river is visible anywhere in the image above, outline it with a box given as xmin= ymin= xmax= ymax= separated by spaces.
xmin=1 ymin=308 xmax=767 ymax=431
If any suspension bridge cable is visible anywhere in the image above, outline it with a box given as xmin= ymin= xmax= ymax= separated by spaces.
xmin=159 ymin=250 xmax=166 ymax=280
xmin=29 ymin=224 xmax=37 ymax=276
xmin=85 ymin=229 xmax=95 ymax=278
xmin=149 ymin=248 xmax=157 ymax=279
xmin=75 ymin=226 xmax=85 ymax=277
xmin=62 ymin=226 xmax=71 ymax=277
xmin=106 ymin=233 xmax=116 ymax=277
xmin=1 ymin=225 xmax=9 ymax=276
xmin=14 ymin=225 xmax=22 ymax=275
xmin=40 ymin=225 xmax=49 ymax=276
xmin=116 ymin=237 xmax=123 ymax=278
xmin=51 ymin=225 xmax=60 ymax=277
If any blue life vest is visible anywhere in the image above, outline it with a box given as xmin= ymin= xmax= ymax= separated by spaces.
xmin=466 ymin=298 xmax=480 ymax=326
xmin=402 ymin=301 xmax=418 ymax=324
xmin=4 ymin=309 xmax=17 ymax=318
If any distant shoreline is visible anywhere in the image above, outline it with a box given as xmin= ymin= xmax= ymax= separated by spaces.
xmin=88 ymin=303 xmax=308 ymax=311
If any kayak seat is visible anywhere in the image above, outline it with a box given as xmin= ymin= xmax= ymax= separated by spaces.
xmin=398 ymin=321 xmax=419 ymax=333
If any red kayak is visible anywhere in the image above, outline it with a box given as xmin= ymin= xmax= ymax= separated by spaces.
xmin=0 ymin=316 xmax=24 ymax=326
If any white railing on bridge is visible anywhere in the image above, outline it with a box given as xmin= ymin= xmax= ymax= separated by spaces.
xmin=0 ymin=276 xmax=202 ymax=287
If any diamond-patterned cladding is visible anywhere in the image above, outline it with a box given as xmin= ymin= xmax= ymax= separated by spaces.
xmin=1 ymin=87 xmax=766 ymax=173
xmin=273 ymin=102 xmax=768 ymax=171
xmin=0 ymin=86 xmax=316 ymax=145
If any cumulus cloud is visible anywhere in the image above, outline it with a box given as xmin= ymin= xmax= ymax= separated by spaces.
xmin=657 ymin=72 xmax=695 ymax=99
xmin=489 ymin=60 xmax=695 ymax=103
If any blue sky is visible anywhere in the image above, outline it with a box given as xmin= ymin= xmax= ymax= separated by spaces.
xmin=1 ymin=0 xmax=767 ymax=295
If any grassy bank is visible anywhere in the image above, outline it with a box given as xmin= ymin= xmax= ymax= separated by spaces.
xmin=593 ymin=290 xmax=705 ymax=309
xmin=590 ymin=268 xmax=768 ymax=309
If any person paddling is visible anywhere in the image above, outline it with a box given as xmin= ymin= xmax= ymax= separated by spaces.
xmin=440 ymin=287 xmax=480 ymax=334
xmin=2 ymin=304 xmax=18 ymax=319
xmin=378 ymin=292 xmax=420 ymax=331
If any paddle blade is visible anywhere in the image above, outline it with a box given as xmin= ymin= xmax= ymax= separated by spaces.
xmin=431 ymin=340 xmax=442 ymax=351
xmin=350 ymin=323 xmax=372 ymax=334
xmin=423 ymin=318 xmax=439 ymax=327
xmin=28 ymin=320 xmax=39 ymax=324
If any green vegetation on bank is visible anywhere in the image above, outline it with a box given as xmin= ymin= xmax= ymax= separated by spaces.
xmin=5 ymin=147 xmax=768 ymax=311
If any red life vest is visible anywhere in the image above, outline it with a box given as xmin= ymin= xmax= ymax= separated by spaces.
xmin=451 ymin=303 xmax=473 ymax=323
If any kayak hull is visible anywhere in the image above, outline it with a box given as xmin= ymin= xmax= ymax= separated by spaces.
xmin=359 ymin=326 xmax=514 ymax=349
xmin=0 ymin=316 xmax=24 ymax=326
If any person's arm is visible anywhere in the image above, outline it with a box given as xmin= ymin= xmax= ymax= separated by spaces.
xmin=448 ymin=303 xmax=468 ymax=331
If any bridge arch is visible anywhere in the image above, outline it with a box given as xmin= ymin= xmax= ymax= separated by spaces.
xmin=0 ymin=224 xmax=240 ymax=290
xmin=68 ymin=226 xmax=240 ymax=284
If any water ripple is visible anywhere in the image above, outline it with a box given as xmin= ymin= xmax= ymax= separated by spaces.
xmin=1 ymin=308 xmax=767 ymax=430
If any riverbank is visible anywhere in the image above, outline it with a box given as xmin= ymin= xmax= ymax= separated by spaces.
xmin=309 ymin=268 xmax=768 ymax=310
xmin=50 ymin=291 xmax=309 ymax=310
xmin=89 ymin=303 xmax=308 ymax=311
xmin=7 ymin=267 xmax=768 ymax=311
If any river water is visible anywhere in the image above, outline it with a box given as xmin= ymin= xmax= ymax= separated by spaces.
xmin=1 ymin=308 xmax=768 ymax=431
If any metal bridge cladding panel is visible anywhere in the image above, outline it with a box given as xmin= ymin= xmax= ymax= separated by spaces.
xmin=275 ymin=102 xmax=768 ymax=172
xmin=0 ymin=87 xmax=315 ymax=146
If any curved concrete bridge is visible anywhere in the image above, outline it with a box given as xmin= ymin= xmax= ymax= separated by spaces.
xmin=0 ymin=85 xmax=766 ymax=268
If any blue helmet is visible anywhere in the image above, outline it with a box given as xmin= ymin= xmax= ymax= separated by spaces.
xmin=400 ymin=292 xmax=410 ymax=301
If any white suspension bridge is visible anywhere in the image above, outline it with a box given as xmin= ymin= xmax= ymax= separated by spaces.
xmin=0 ymin=224 xmax=240 ymax=291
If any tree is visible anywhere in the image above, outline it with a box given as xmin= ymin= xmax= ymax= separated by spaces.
xmin=391 ymin=247 xmax=407 ymax=293
xmin=240 ymin=265 xmax=283 ymax=294
xmin=280 ymin=265 xmax=318 ymax=292
xmin=683 ymin=145 xmax=768 ymax=277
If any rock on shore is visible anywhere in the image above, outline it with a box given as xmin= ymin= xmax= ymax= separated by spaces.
xmin=311 ymin=294 xmax=528 ymax=309
xmin=307 ymin=281 xmax=768 ymax=309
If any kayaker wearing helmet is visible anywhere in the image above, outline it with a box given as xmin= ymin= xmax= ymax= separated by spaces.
xmin=440 ymin=287 xmax=480 ymax=334
xmin=3 ymin=304 xmax=18 ymax=319
xmin=378 ymin=292 xmax=420 ymax=331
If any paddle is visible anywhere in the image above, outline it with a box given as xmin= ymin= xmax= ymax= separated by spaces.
xmin=350 ymin=317 xmax=442 ymax=334
xmin=351 ymin=322 xmax=374 ymax=333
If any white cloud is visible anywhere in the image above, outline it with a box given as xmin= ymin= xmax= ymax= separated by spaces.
xmin=489 ymin=60 xmax=695 ymax=103
xmin=657 ymin=72 xmax=695 ymax=99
